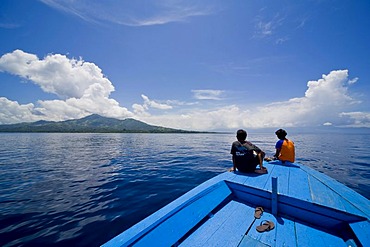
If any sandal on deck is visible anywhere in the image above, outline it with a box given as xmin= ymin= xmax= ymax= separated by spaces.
xmin=254 ymin=207 xmax=264 ymax=219
xmin=256 ymin=220 xmax=275 ymax=233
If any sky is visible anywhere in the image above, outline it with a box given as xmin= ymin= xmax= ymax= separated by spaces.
xmin=0 ymin=0 xmax=369 ymax=131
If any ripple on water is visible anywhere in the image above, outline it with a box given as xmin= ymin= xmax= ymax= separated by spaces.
xmin=0 ymin=132 xmax=369 ymax=246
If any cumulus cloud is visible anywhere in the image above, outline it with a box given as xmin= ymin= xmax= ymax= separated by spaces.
xmin=132 ymin=94 xmax=173 ymax=116
xmin=140 ymin=70 xmax=369 ymax=130
xmin=137 ymin=105 xmax=242 ymax=131
xmin=240 ymin=70 xmax=362 ymax=128
xmin=0 ymin=50 xmax=368 ymax=130
xmin=0 ymin=98 xmax=37 ymax=124
xmin=141 ymin=94 xmax=173 ymax=110
xmin=0 ymin=50 xmax=113 ymax=99
xmin=0 ymin=50 xmax=133 ymax=123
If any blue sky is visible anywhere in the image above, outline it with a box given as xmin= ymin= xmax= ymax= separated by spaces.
xmin=0 ymin=0 xmax=369 ymax=130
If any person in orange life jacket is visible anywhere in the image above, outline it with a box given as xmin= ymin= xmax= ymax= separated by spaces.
xmin=229 ymin=129 xmax=267 ymax=174
xmin=274 ymin=129 xmax=295 ymax=163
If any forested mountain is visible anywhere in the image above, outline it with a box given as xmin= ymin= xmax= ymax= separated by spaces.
xmin=0 ymin=114 xmax=195 ymax=133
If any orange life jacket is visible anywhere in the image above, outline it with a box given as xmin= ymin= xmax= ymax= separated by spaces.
xmin=279 ymin=139 xmax=295 ymax=162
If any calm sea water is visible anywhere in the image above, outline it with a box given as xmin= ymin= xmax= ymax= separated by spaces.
xmin=0 ymin=132 xmax=369 ymax=246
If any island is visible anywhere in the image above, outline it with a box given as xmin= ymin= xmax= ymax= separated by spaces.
xmin=0 ymin=114 xmax=202 ymax=133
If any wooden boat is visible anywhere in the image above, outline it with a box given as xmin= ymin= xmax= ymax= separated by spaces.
xmin=102 ymin=161 xmax=370 ymax=247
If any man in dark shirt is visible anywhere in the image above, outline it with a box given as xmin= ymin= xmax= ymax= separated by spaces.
xmin=230 ymin=129 xmax=267 ymax=174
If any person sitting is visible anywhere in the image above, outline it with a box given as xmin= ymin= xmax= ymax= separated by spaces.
xmin=230 ymin=129 xmax=267 ymax=174
xmin=274 ymin=129 xmax=295 ymax=163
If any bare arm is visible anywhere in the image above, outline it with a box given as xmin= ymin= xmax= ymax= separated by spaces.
xmin=274 ymin=148 xmax=280 ymax=159
xmin=229 ymin=156 xmax=236 ymax=171
xmin=257 ymin=151 xmax=266 ymax=169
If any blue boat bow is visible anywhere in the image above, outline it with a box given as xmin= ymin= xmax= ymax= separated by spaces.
xmin=103 ymin=161 xmax=370 ymax=247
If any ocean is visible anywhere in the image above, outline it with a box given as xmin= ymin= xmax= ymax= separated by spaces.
xmin=0 ymin=131 xmax=369 ymax=246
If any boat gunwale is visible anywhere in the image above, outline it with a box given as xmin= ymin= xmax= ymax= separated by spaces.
xmin=102 ymin=162 xmax=370 ymax=247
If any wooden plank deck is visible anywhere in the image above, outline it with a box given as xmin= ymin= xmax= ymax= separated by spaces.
xmin=103 ymin=161 xmax=370 ymax=247
xmin=246 ymin=211 xmax=351 ymax=247
xmin=241 ymin=161 xmax=369 ymax=217
xmin=228 ymin=161 xmax=369 ymax=247
xmin=179 ymin=200 xmax=254 ymax=247
xmin=214 ymin=160 xmax=368 ymax=247
xmin=181 ymin=200 xmax=356 ymax=247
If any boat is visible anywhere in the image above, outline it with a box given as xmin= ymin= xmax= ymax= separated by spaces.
xmin=102 ymin=161 xmax=370 ymax=247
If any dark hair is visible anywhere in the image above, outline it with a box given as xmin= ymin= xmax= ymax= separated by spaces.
xmin=236 ymin=129 xmax=247 ymax=141
xmin=275 ymin=129 xmax=287 ymax=139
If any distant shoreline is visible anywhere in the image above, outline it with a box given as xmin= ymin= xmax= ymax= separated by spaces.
xmin=0 ymin=130 xmax=217 ymax=134
xmin=0 ymin=114 xmax=369 ymax=134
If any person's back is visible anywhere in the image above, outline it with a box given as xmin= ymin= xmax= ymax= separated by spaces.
xmin=274 ymin=129 xmax=295 ymax=163
xmin=231 ymin=140 xmax=257 ymax=172
xmin=230 ymin=129 xmax=267 ymax=173
xmin=278 ymin=139 xmax=295 ymax=162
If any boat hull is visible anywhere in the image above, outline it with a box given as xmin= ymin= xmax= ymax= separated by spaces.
xmin=102 ymin=161 xmax=370 ymax=247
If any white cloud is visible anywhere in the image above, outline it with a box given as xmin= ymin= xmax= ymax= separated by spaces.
xmin=0 ymin=50 xmax=368 ymax=130
xmin=0 ymin=98 xmax=37 ymax=124
xmin=0 ymin=50 xmax=133 ymax=123
xmin=253 ymin=8 xmax=311 ymax=45
xmin=0 ymin=50 xmax=114 ymax=99
xmin=348 ymin=77 xmax=359 ymax=85
xmin=323 ymin=122 xmax=333 ymax=126
xmin=132 ymin=103 xmax=150 ymax=117
xmin=256 ymin=21 xmax=273 ymax=36
xmin=132 ymin=94 xmax=173 ymax=116
xmin=192 ymin=90 xmax=224 ymax=100
xmin=138 ymin=70 xmax=368 ymax=130
xmin=253 ymin=13 xmax=285 ymax=39
xmin=305 ymin=70 xmax=352 ymax=102
xmin=242 ymin=70 xmax=359 ymax=128
xmin=138 ymin=105 xmax=243 ymax=131
xmin=339 ymin=112 xmax=370 ymax=127
xmin=141 ymin=94 xmax=173 ymax=110
xmin=39 ymin=0 xmax=218 ymax=26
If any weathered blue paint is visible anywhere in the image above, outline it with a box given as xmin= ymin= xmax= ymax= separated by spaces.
xmin=102 ymin=161 xmax=370 ymax=247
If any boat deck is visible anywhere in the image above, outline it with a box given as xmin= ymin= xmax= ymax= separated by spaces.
xmin=103 ymin=161 xmax=370 ymax=247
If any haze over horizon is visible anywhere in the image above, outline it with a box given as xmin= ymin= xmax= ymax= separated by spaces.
xmin=1 ymin=1 xmax=369 ymax=131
